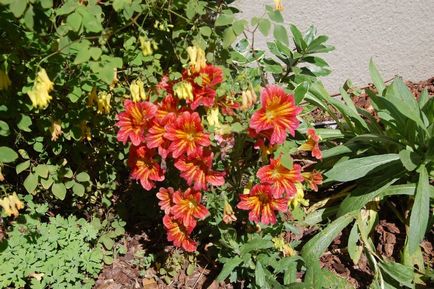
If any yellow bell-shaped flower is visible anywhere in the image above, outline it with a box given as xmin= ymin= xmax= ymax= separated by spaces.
xmin=187 ymin=45 xmax=206 ymax=73
xmin=27 ymin=68 xmax=54 ymax=109
xmin=130 ymin=79 xmax=147 ymax=102
xmin=174 ymin=81 xmax=194 ymax=101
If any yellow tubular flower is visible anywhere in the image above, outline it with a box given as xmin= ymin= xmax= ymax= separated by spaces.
xmin=206 ymin=107 xmax=221 ymax=127
xmin=130 ymin=79 xmax=147 ymax=102
xmin=241 ymin=87 xmax=258 ymax=110
xmin=187 ymin=45 xmax=206 ymax=73
xmin=97 ymin=91 xmax=111 ymax=114
xmin=0 ymin=69 xmax=11 ymax=90
xmin=87 ymin=86 xmax=98 ymax=107
xmin=139 ymin=36 xmax=153 ymax=56
xmin=174 ymin=81 xmax=193 ymax=101
xmin=288 ymin=182 xmax=309 ymax=208
xmin=0 ymin=193 xmax=24 ymax=217
xmin=80 ymin=121 xmax=92 ymax=141
xmin=50 ymin=120 xmax=62 ymax=141
xmin=27 ymin=68 xmax=54 ymax=109
xmin=274 ymin=0 xmax=284 ymax=11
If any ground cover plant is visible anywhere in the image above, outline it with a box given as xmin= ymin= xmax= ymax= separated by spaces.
xmin=0 ymin=0 xmax=432 ymax=288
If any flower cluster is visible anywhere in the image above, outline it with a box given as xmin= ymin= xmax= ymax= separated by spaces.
xmin=117 ymin=46 xmax=325 ymax=251
xmin=116 ymin=46 xmax=226 ymax=251
xmin=238 ymin=86 xmax=323 ymax=225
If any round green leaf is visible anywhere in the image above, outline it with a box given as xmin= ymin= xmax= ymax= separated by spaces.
xmin=76 ymin=172 xmax=90 ymax=182
xmin=0 ymin=146 xmax=18 ymax=163
xmin=72 ymin=182 xmax=85 ymax=197
xmin=52 ymin=183 xmax=67 ymax=200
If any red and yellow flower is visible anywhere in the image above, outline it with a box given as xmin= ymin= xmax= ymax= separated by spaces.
xmin=189 ymin=65 xmax=223 ymax=110
xmin=257 ymin=158 xmax=304 ymax=198
xmin=156 ymin=187 xmax=176 ymax=214
xmin=237 ymin=184 xmax=288 ymax=225
xmin=128 ymin=145 xmax=165 ymax=190
xmin=250 ymin=85 xmax=302 ymax=145
xmin=299 ymin=128 xmax=322 ymax=159
xmin=163 ymin=215 xmax=197 ymax=252
xmin=302 ymin=170 xmax=323 ymax=192
xmin=164 ymin=111 xmax=211 ymax=158
xmin=171 ymin=188 xmax=209 ymax=227
xmin=116 ymin=100 xmax=157 ymax=146
xmin=145 ymin=117 xmax=173 ymax=159
xmin=174 ymin=150 xmax=225 ymax=191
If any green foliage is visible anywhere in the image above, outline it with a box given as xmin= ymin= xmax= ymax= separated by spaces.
xmin=310 ymin=61 xmax=434 ymax=288
xmin=0 ymin=196 xmax=125 ymax=289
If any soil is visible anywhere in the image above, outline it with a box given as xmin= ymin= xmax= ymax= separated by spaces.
xmin=94 ymin=77 xmax=434 ymax=289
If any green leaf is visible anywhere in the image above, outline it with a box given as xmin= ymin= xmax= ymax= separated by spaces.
xmin=302 ymin=213 xmax=355 ymax=259
xmin=379 ymin=184 xmax=416 ymax=198
xmin=369 ymin=59 xmax=385 ymax=95
xmin=10 ymin=0 xmax=27 ymax=17
xmin=24 ymin=173 xmax=38 ymax=194
xmin=222 ymin=27 xmax=237 ymax=48
xmin=40 ymin=177 xmax=54 ymax=190
xmin=72 ymin=182 xmax=85 ymax=197
xmin=378 ymin=261 xmax=414 ymax=287
xmin=325 ymin=154 xmax=400 ymax=182
xmin=40 ymin=0 xmax=52 ymax=9
xmin=52 ymin=183 xmax=67 ymax=200
xmin=399 ymin=149 xmax=421 ymax=171
xmin=258 ymin=18 xmax=271 ymax=36
xmin=66 ymin=12 xmax=82 ymax=32
xmin=34 ymin=164 xmax=49 ymax=178
xmin=273 ymin=24 xmax=289 ymax=46
xmin=16 ymin=160 xmax=30 ymax=174
xmin=23 ymin=4 xmax=34 ymax=30
xmin=294 ymin=82 xmax=309 ymax=104
xmin=232 ymin=19 xmax=247 ymax=36
xmin=76 ymin=172 xmax=90 ymax=182
xmin=267 ymin=6 xmax=283 ymax=23
xmin=101 ymin=235 xmax=115 ymax=249
xmin=255 ymin=262 xmax=266 ymax=286
xmin=0 ymin=120 xmax=10 ymax=136
xmin=290 ymin=24 xmax=306 ymax=51
xmin=17 ymin=114 xmax=32 ymax=132
xmin=407 ymin=165 xmax=430 ymax=255
xmin=199 ymin=26 xmax=212 ymax=37
xmin=217 ymin=257 xmax=242 ymax=281
xmin=347 ymin=223 xmax=362 ymax=264
xmin=338 ymin=178 xmax=398 ymax=216
xmin=74 ymin=49 xmax=91 ymax=64
xmin=215 ymin=13 xmax=234 ymax=26
xmin=89 ymin=47 xmax=102 ymax=60
xmin=240 ymin=238 xmax=273 ymax=255
xmin=0 ymin=146 xmax=18 ymax=163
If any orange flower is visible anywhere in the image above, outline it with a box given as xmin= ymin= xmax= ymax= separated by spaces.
xmin=174 ymin=150 xmax=225 ymax=191
xmin=163 ymin=215 xmax=197 ymax=252
xmin=145 ymin=117 xmax=174 ymax=159
xmin=164 ymin=111 xmax=210 ymax=158
xmin=116 ymin=100 xmax=157 ymax=146
xmin=155 ymin=94 xmax=178 ymax=121
xmin=237 ymin=184 xmax=287 ymax=225
xmin=190 ymin=65 xmax=223 ymax=110
xmin=250 ymin=85 xmax=302 ymax=145
xmin=299 ymin=128 xmax=322 ymax=159
xmin=128 ymin=145 xmax=165 ymax=190
xmin=302 ymin=170 xmax=323 ymax=192
xmin=257 ymin=158 xmax=303 ymax=198
xmin=156 ymin=187 xmax=176 ymax=214
xmin=171 ymin=188 xmax=209 ymax=228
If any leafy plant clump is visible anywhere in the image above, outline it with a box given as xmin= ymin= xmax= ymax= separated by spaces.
xmin=0 ymin=196 xmax=125 ymax=289
xmin=307 ymin=61 xmax=434 ymax=288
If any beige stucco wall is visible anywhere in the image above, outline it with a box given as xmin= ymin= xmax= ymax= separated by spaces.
xmin=234 ymin=0 xmax=434 ymax=92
